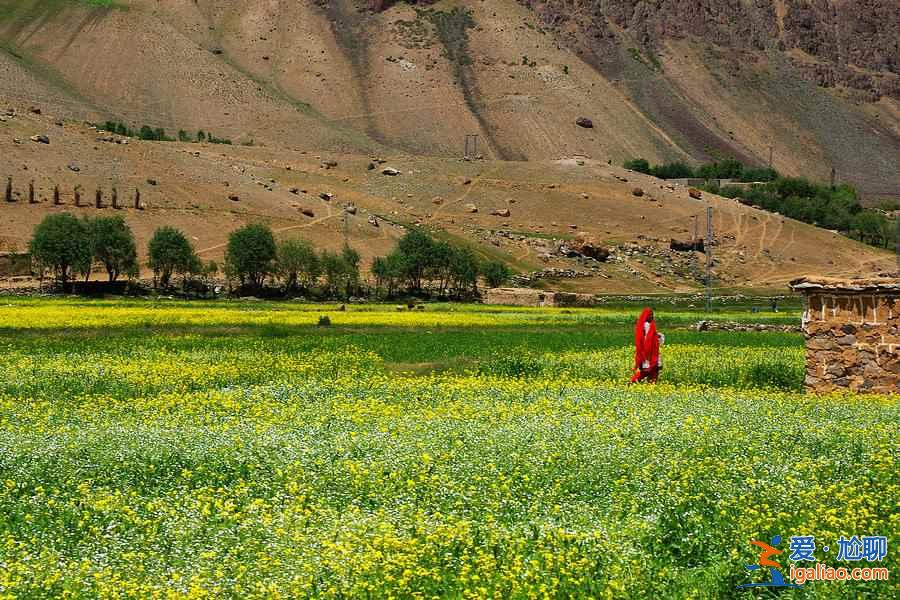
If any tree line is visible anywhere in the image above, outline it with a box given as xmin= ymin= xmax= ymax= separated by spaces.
xmin=624 ymin=157 xmax=898 ymax=249
xmin=27 ymin=214 xmax=512 ymax=298
xmin=623 ymin=157 xmax=778 ymax=183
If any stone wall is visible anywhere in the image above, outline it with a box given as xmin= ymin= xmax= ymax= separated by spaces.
xmin=791 ymin=277 xmax=899 ymax=394
xmin=484 ymin=287 xmax=595 ymax=308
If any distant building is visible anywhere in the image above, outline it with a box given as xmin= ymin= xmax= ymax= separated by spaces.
xmin=790 ymin=277 xmax=899 ymax=394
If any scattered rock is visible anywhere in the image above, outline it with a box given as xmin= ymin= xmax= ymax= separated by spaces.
xmin=30 ymin=135 xmax=49 ymax=144
xmin=689 ymin=188 xmax=702 ymax=200
xmin=632 ymin=187 xmax=644 ymax=197
xmin=575 ymin=117 xmax=593 ymax=128
xmin=319 ymin=192 xmax=333 ymax=201
xmin=367 ymin=162 xmax=376 ymax=170
xmin=147 ymin=178 xmax=158 ymax=186
xmin=432 ymin=196 xmax=444 ymax=205
xmin=321 ymin=160 xmax=338 ymax=169
xmin=228 ymin=194 xmax=240 ymax=202
xmin=289 ymin=187 xmax=299 ymax=194
xmin=368 ymin=214 xmax=379 ymax=227
xmin=301 ymin=208 xmax=315 ymax=217
xmin=464 ymin=203 xmax=478 ymax=213
xmin=581 ymin=193 xmax=589 ymax=199
xmin=491 ymin=208 xmax=511 ymax=217
xmin=28 ymin=106 xmax=41 ymax=115
xmin=344 ymin=204 xmax=357 ymax=215
xmin=67 ymin=164 xmax=80 ymax=172
xmin=381 ymin=167 xmax=401 ymax=176
xmin=454 ymin=176 xmax=472 ymax=185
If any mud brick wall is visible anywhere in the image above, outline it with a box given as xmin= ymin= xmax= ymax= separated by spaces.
xmin=801 ymin=291 xmax=899 ymax=393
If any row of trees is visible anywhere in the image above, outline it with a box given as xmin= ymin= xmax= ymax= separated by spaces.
xmin=371 ymin=229 xmax=511 ymax=298
xmin=97 ymin=121 xmax=233 ymax=145
xmin=27 ymin=215 xmax=513 ymax=297
xmin=29 ymin=214 xmax=138 ymax=285
xmin=624 ymin=157 xmax=778 ymax=183
xmin=624 ymin=156 xmax=897 ymax=250
xmin=709 ymin=179 xmax=897 ymax=249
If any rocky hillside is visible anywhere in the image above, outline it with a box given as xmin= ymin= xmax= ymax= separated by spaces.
xmin=0 ymin=1 xmax=897 ymax=201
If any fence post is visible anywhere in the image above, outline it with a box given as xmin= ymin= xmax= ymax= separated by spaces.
xmin=111 ymin=187 xmax=119 ymax=209
xmin=74 ymin=185 xmax=82 ymax=207
xmin=95 ymin=187 xmax=103 ymax=209
xmin=28 ymin=180 xmax=36 ymax=204
xmin=4 ymin=176 xmax=12 ymax=202
xmin=53 ymin=185 xmax=61 ymax=205
xmin=134 ymin=188 xmax=142 ymax=210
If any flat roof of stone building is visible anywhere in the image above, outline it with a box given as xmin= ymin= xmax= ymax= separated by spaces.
xmin=790 ymin=276 xmax=900 ymax=293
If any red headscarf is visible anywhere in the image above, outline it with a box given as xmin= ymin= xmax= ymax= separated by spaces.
xmin=633 ymin=308 xmax=659 ymax=373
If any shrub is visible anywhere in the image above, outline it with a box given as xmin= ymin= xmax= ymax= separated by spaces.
xmin=87 ymin=215 xmax=138 ymax=282
xmin=28 ymin=213 xmax=91 ymax=287
xmin=225 ymin=223 xmax=277 ymax=288
xmin=147 ymin=226 xmax=198 ymax=288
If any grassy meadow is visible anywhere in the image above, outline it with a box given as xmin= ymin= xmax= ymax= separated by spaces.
xmin=0 ymin=298 xmax=896 ymax=598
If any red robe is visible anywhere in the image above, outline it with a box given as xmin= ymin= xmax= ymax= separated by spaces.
xmin=631 ymin=308 xmax=660 ymax=383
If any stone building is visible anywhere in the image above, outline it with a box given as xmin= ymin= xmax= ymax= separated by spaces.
xmin=790 ymin=277 xmax=899 ymax=394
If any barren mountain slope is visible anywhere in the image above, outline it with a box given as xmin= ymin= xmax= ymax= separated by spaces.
xmin=1 ymin=106 xmax=892 ymax=292
xmin=1 ymin=0 xmax=897 ymax=200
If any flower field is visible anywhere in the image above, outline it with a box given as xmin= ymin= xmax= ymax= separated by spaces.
xmin=0 ymin=299 xmax=896 ymax=598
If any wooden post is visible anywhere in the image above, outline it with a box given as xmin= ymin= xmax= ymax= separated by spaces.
xmin=134 ymin=188 xmax=142 ymax=210
xmin=95 ymin=187 xmax=103 ymax=208
xmin=53 ymin=185 xmax=61 ymax=205
xmin=4 ymin=176 xmax=12 ymax=202
xmin=111 ymin=187 xmax=119 ymax=209
xmin=28 ymin=180 xmax=36 ymax=204
xmin=74 ymin=185 xmax=82 ymax=207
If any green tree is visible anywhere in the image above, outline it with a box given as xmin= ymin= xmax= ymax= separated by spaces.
xmin=276 ymin=238 xmax=320 ymax=291
xmin=449 ymin=246 xmax=479 ymax=297
xmin=623 ymin=158 xmax=651 ymax=175
xmin=396 ymin=228 xmax=437 ymax=291
xmin=320 ymin=250 xmax=343 ymax=297
xmin=651 ymin=161 xmax=694 ymax=179
xmin=340 ymin=245 xmax=361 ymax=297
xmin=482 ymin=260 xmax=512 ymax=288
xmin=851 ymin=211 xmax=890 ymax=247
xmin=225 ymin=223 xmax=277 ymax=288
xmin=371 ymin=252 xmax=405 ymax=297
xmin=87 ymin=215 xmax=138 ymax=282
xmin=147 ymin=226 xmax=197 ymax=288
xmin=28 ymin=213 xmax=91 ymax=287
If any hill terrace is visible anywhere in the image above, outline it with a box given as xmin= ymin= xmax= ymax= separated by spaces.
xmin=791 ymin=276 xmax=899 ymax=394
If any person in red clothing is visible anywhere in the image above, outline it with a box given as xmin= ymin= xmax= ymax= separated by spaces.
xmin=631 ymin=308 xmax=664 ymax=383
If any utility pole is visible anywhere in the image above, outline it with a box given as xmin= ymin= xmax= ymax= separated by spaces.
xmin=464 ymin=134 xmax=479 ymax=159
xmin=706 ymin=205 xmax=713 ymax=312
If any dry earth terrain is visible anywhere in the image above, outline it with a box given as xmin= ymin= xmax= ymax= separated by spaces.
xmin=1 ymin=105 xmax=892 ymax=293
